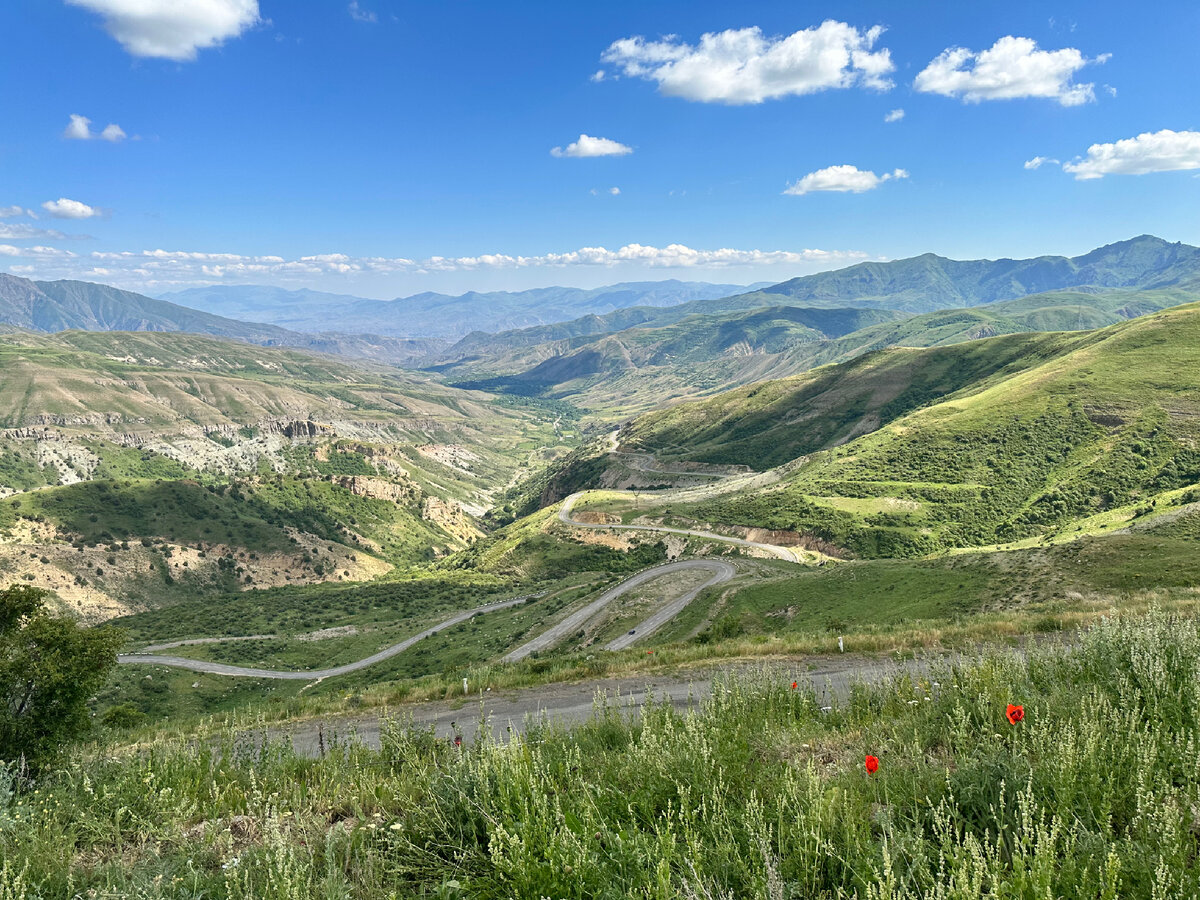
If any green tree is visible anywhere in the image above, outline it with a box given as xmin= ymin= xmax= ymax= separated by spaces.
xmin=0 ymin=586 xmax=123 ymax=768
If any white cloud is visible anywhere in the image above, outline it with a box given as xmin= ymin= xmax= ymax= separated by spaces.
xmin=914 ymin=36 xmax=1108 ymax=106
xmin=0 ymin=206 xmax=28 ymax=219
xmin=42 ymin=198 xmax=101 ymax=219
xmin=884 ymin=108 xmax=904 ymax=123
xmin=551 ymin=134 xmax=633 ymax=158
xmin=2 ymin=242 xmax=871 ymax=289
xmin=600 ymin=21 xmax=894 ymax=105
xmin=348 ymin=2 xmax=377 ymax=23
xmin=100 ymin=123 xmax=128 ymax=142
xmin=0 ymin=245 xmax=76 ymax=259
xmin=1023 ymin=156 xmax=1060 ymax=170
xmin=784 ymin=164 xmax=908 ymax=195
xmin=0 ymin=224 xmax=69 ymax=240
xmin=62 ymin=114 xmax=129 ymax=142
xmin=65 ymin=0 xmax=259 ymax=61
xmin=609 ymin=187 xmax=621 ymax=195
xmin=1062 ymin=129 xmax=1200 ymax=180
xmin=590 ymin=69 xmax=607 ymax=83
xmin=64 ymin=114 xmax=93 ymax=140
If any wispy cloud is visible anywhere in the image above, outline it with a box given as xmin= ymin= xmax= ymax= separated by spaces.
xmin=0 ymin=242 xmax=873 ymax=289
xmin=884 ymin=108 xmax=905 ymax=123
xmin=600 ymin=22 xmax=894 ymax=104
xmin=551 ymin=134 xmax=633 ymax=158
xmin=348 ymin=2 xmax=377 ymax=23
xmin=1023 ymin=156 xmax=1060 ymax=170
xmin=784 ymin=165 xmax=908 ymax=195
xmin=0 ymin=224 xmax=70 ymax=240
xmin=915 ymin=36 xmax=1108 ymax=106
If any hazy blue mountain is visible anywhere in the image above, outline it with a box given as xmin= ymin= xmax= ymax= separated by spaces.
xmin=745 ymin=235 xmax=1200 ymax=314
xmin=0 ymin=274 xmax=443 ymax=365
xmin=159 ymin=280 xmax=772 ymax=339
xmin=436 ymin=236 xmax=1200 ymax=366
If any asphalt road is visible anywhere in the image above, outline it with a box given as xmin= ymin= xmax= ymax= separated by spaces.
xmin=558 ymin=492 xmax=801 ymax=562
xmin=603 ymin=560 xmax=735 ymax=651
xmin=117 ymin=593 xmax=541 ymax=680
xmin=502 ymin=559 xmax=735 ymax=662
xmin=120 ymin=450 xmax=791 ymax=680
xmin=255 ymin=654 xmax=934 ymax=757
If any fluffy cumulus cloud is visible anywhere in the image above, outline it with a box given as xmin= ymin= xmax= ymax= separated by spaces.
xmin=65 ymin=0 xmax=259 ymax=61
xmin=62 ymin=114 xmax=127 ymax=142
xmin=551 ymin=134 xmax=633 ymax=158
xmin=1 ymin=243 xmax=871 ymax=289
xmin=42 ymin=198 xmax=100 ymax=219
xmin=784 ymin=164 xmax=908 ymax=195
xmin=1062 ymin=129 xmax=1200 ymax=180
xmin=600 ymin=21 xmax=893 ymax=105
xmin=915 ymin=36 xmax=1108 ymax=106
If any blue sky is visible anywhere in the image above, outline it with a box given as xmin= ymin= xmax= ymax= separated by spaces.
xmin=1 ymin=0 xmax=1198 ymax=298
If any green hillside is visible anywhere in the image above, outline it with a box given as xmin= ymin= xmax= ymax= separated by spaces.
xmin=758 ymin=234 xmax=1200 ymax=312
xmin=431 ymin=243 xmax=1200 ymax=418
xmin=605 ymin=304 xmax=1200 ymax=558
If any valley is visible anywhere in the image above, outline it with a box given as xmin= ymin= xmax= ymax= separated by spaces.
xmin=2 ymin=240 xmax=1200 ymax=900
xmin=5 ymin=237 xmax=1200 ymax=898
xmin=3 ymin=238 xmax=1199 ymax=703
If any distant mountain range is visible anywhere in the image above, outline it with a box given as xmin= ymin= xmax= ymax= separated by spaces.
xmin=435 ymin=236 xmax=1200 ymax=413
xmin=158 ymin=280 xmax=771 ymax=339
xmin=752 ymin=234 xmax=1200 ymax=312
xmin=3 ymin=236 xmax=1198 ymax=388
xmin=0 ymin=274 xmax=442 ymax=365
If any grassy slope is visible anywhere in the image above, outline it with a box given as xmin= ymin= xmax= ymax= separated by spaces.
xmin=621 ymin=304 xmax=1200 ymax=557
xmin=19 ymin=613 xmax=1200 ymax=897
xmin=438 ymin=285 xmax=1198 ymax=418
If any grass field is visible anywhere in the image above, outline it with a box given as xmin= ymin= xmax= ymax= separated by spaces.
xmin=8 ymin=611 xmax=1200 ymax=897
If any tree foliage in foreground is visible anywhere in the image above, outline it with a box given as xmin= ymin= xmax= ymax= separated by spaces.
xmin=0 ymin=586 xmax=122 ymax=768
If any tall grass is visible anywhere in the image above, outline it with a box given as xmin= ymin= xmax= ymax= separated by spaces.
xmin=2 ymin=611 xmax=1199 ymax=897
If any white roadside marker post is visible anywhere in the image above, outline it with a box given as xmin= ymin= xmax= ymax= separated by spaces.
xmin=463 ymin=677 xmax=469 ymax=695
xmin=838 ymin=636 xmax=844 ymax=653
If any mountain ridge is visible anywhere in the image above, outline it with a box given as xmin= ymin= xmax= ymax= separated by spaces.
xmin=159 ymin=279 xmax=771 ymax=339
xmin=0 ymin=274 xmax=443 ymax=366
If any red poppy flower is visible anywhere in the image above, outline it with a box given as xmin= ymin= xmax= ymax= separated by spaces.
xmin=1006 ymin=704 xmax=1025 ymax=725
xmin=791 ymin=681 xmax=798 ymax=690
xmin=865 ymin=755 xmax=880 ymax=775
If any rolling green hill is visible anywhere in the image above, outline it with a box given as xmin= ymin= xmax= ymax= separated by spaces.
xmin=438 ymin=281 xmax=1198 ymax=417
xmin=584 ymin=303 xmax=1200 ymax=558
xmin=448 ymin=305 xmax=903 ymax=413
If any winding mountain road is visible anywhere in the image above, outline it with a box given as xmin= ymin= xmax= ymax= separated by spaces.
xmin=117 ymin=594 xmax=541 ymax=680
xmin=120 ymin=443 xmax=797 ymax=680
xmin=502 ymin=559 xmax=735 ymax=662
xmin=558 ymin=492 xmax=801 ymax=563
